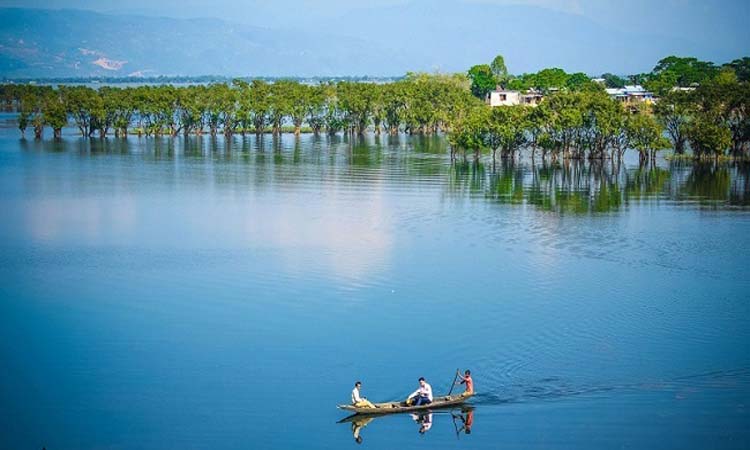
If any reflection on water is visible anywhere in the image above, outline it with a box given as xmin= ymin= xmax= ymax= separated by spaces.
xmin=16 ymin=133 xmax=750 ymax=214
xmin=341 ymin=407 xmax=474 ymax=444
xmin=3 ymin=130 xmax=750 ymax=450
xmin=450 ymin=159 xmax=750 ymax=213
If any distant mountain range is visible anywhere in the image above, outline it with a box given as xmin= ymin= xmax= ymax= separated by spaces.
xmin=0 ymin=5 xmax=744 ymax=78
xmin=0 ymin=8 xmax=406 ymax=78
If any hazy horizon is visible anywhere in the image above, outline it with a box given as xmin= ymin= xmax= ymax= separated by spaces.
xmin=0 ymin=0 xmax=748 ymax=77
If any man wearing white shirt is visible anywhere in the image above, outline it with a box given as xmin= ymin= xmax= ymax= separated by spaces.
xmin=351 ymin=381 xmax=376 ymax=408
xmin=407 ymin=377 xmax=433 ymax=406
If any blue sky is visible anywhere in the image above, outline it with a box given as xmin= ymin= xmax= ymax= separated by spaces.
xmin=3 ymin=0 xmax=748 ymax=34
xmin=1 ymin=0 xmax=747 ymax=74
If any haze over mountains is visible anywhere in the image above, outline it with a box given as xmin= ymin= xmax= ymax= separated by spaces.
xmin=1 ymin=2 xmax=748 ymax=78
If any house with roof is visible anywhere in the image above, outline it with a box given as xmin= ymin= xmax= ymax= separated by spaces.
xmin=489 ymin=88 xmax=544 ymax=107
xmin=489 ymin=89 xmax=521 ymax=106
xmin=605 ymin=85 xmax=655 ymax=104
xmin=671 ymin=86 xmax=697 ymax=93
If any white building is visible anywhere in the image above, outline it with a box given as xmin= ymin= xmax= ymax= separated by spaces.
xmin=605 ymin=85 xmax=654 ymax=104
xmin=489 ymin=89 xmax=543 ymax=107
xmin=489 ymin=90 xmax=522 ymax=106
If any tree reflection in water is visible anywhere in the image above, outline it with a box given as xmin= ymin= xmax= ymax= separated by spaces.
xmin=18 ymin=134 xmax=750 ymax=211
xmin=448 ymin=159 xmax=750 ymax=213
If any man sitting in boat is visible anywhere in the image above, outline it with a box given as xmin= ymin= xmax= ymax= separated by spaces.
xmin=351 ymin=381 xmax=376 ymax=409
xmin=407 ymin=377 xmax=433 ymax=406
xmin=457 ymin=369 xmax=473 ymax=396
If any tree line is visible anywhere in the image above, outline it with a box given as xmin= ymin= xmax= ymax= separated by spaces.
xmin=449 ymin=79 xmax=749 ymax=164
xmin=456 ymin=55 xmax=750 ymax=162
xmin=1 ymin=55 xmax=748 ymax=162
xmin=468 ymin=55 xmax=750 ymax=96
xmin=0 ymin=73 xmax=478 ymax=139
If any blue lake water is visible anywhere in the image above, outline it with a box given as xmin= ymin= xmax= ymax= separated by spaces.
xmin=1 ymin=121 xmax=749 ymax=449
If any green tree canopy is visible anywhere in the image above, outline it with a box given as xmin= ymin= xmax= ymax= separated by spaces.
xmin=627 ymin=107 xmax=671 ymax=162
xmin=645 ymin=56 xmax=719 ymax=94
xmin=601 ymin=73 xmax=626 ymax=89
xmin=724 ymin=57 xmax=750 ymax=82
xmin=468 ymin=64 xmax=496 ymax=99
xmin=534 ymin=68 xmax=569 ymax=91
xmin=490 ymin=55 xmax=508 ymax=79
xmin=565 ymin=72 xmax=591 ymax=91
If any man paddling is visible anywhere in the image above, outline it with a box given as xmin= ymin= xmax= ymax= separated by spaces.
xmin=407 ymin=377 xmax=433 ymax=406
xmin=351 ymin=381 xmax=376 ymax=409
xmin=456 ymin=369 xmax=474 ymax=396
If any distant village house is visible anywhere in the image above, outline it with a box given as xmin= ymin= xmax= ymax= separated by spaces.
xmin=489 ymin=88 xmax=543 ymax=107
xmin=604 ymin=85 xmax=655 ymax=104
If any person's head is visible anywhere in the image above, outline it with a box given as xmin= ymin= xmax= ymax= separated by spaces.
xmin=355 ymin=381 xmax=361 ymax=389
xmin=355 ymin=436 xmax=363 ymax=444
xmin=465 ymin=369 xmax=471 ymax=376
xmin=418 ymin=377 xmax=425 ymax=387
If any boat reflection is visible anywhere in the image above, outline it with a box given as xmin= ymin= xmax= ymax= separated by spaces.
xmin=349 ymin=416 xmax=375 ymax=444
xmin=452 ymin=408 xmax=474 ymax=436
xmin=339 ymin=407 xmax=475 ymax=444
xmin=411 ymin=411 xmax=433 ymax=434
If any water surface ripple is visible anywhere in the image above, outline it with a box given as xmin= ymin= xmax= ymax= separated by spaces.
xmin=0 ymin=130 xmax=749 ymax=449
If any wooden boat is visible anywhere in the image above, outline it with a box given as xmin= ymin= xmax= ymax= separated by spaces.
xmin=338 ymin=393 xmax=474 ymax=415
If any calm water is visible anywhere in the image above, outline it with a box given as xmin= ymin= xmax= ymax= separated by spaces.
xmin=1 ymin=120 xmax=749 ymax=449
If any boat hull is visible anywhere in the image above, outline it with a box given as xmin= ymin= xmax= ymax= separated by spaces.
xmin=338 ymin=394 xmax=473 ymax=415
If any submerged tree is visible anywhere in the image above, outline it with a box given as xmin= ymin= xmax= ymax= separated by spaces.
xmin=485 ymin=106 xmax=529 ymax=160
xmin=627 ymin=106 xmax=671 ymax=164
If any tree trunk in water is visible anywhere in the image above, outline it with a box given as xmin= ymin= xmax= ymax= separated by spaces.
xmin=34 ymin=125 xmax=43 ymax=140
xmin=53 ymin=128 xmax=62 ymax=140
xmin=674 ymin=139 xmax=685 ymax=155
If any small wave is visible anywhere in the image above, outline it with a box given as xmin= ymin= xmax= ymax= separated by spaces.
xmin=468 ymin=367 xmax=750 ymax=407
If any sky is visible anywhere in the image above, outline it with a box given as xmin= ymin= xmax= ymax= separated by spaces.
xmin=0 ymin=0 xmax=747 ymax=75
xmin=2 ymin=0 xmax=748 ymax=46
xmin=3 ymin=0 xmax=748 ymax=34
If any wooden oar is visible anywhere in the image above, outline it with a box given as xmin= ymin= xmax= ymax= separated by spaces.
xmin=447 ymin=369 xmax=460 ymax=396
xmin=450 ymin=412 xmax=461 ymax=439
